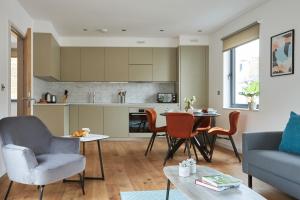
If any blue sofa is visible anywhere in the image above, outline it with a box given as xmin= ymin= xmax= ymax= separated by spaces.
xmin=243 ymin=131 xmax=300 ymax=199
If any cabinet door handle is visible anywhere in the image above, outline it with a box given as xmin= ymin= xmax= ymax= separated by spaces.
xmin=1 ymin=84 xmax=5 ymax=91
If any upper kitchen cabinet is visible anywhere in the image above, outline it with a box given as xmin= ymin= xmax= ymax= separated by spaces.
xmin=179 ymin=46 xmax=209 ymax=110
xmin=105 ymin=47 xmax=129 ymax=81
xmin=81 ymin=47 xmax=105 ymax=81
xmin=33 ymin=33 xmax=60 ymax=81
xmin=129 ymin=47 xmax=153 ymax=65
xmin=129 ymin=65 xmax=153 ymax=81
xmin=153 ymin=48 xmax=177 ymax=82
xmin=60 ymin=47 xmax=81 ymax=81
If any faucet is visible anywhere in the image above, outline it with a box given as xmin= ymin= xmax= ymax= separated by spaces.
xmin=92 ymin=91 xmax=96 ymax=104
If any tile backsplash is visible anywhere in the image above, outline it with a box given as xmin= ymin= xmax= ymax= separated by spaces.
xmin=33 ymin=78 xmax=176 ymax=103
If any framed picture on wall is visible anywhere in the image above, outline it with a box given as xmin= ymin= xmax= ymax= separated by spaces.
xmin=271 ymin=29 xmax=295 ymax=77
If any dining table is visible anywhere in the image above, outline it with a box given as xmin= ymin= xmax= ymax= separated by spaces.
xmin=160 ymin=111 xmax=220 ymax=162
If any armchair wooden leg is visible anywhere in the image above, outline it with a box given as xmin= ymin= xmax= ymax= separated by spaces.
xmin=248 ymin=175 xmax=252 ymax=188
xmin=39 ymin=185 xmax=45 ymax=200
xmin=4 ymin=181 xmax=13 ymax=200
xmin=229 ymin=136 xmax=241 ymax=162
xmin=79 ymin=173 xmax=85 ymax=195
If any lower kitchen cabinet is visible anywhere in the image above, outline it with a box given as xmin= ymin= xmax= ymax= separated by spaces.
xmin=33 ymin=105 xmax=69 ymax=137
xmin=78 ymin=105 xmax=104 ymax=134
xmin=69 ymin=105 xmax=79 ymax=133
xmin=104 ymin=106 xmax=129 ymax=137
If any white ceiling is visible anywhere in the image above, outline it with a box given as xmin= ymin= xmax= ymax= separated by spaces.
xmin=18 ymin=0 xmax=269 ymax=37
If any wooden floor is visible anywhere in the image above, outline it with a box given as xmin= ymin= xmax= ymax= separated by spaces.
xmin=0 ymin=139 xmax=295 ymax=200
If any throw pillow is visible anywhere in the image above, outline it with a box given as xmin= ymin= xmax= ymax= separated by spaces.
xmin=279 ymin=111 xmax=300 ymax=154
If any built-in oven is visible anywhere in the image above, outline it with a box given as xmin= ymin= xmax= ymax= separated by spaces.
xmin=128 ymin=107 xmax=151 ymax=136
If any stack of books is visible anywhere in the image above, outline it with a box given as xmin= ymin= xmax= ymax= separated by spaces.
xmin=195 ymin=174 xmax=241 ymax=191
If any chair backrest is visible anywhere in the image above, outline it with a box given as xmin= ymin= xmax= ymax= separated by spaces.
xmin=0 ymin=116 xmax=52 ymax=155
xmin=228 ymin=111 xmax=240 ymax=135
xmin=145 ymin=108 xmax=157 ymax=132
xmin=166 ymin=112 xmax=194 ymax=139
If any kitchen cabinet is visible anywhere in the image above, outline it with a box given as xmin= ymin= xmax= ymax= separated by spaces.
xmin=69 ymin=105 xmax=79 ymax=133
xmin=153 ymin=48 xmax=177 ymax=82
xmin=105 ymin=47 xmax=129 ymax=81
xmin=104 ymin=106 xmax=129 ymax=137
xmin=129 ymin=47 xmax=153 ymax=64
xmin=33 ymin=33 xmax=60 ymax=81
xmin=60 ymin=47 xmax=81 ymax=81
xmin=33 ymin=105 xmax=69 ymax=136
xmin=129 ymin=65 xmax=153 ymax=81
xmin=81 ymin=47 xmax=105 ymax=81
xmin=179 ymin=46 xmax=209 ymax=109
xmin=78 ymin=105 xmax=104 ymax=134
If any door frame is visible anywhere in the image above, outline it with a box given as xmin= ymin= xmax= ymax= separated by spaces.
xmin=9 ymin=25 xmax=32 ymax=116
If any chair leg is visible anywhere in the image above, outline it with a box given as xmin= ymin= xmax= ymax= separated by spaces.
xmin=229 ymin=135 xmax=241 ymax=162
xmin=191 ymin=142 xmax=199 ymax=161
xmin=79 ymin=173 xmax=85 ymax=195
xmin=39 ymin=185 xmax=45 ymax=200
xmin=4 ymin=181 xmax=13 ymax=200
xmin=248 ymin=174 xmax=252 ymax=188
xmin=149 ymin=133 xmax=157 ymax=152
xmin=209 ymin=135 xmax=217 ymax=161
xmin=145 ymin=133 xmax=155 ymax=156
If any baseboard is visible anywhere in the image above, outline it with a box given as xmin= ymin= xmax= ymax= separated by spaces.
xmin=0 ymin=173 xmax=7 ymax=182
xmin=216 ymin=141 xmax=242 ymax=154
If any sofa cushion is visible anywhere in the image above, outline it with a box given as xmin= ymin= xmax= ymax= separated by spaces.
xmin=248 ymin=150 xmax=300 ymax=184
xmin=279 ymin=111 xmax=300 ymax=154
xmin=33 ymin=154 xmax=86 ymax=185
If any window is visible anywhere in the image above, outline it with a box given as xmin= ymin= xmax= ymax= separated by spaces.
xmin=223 ymin=23 xmax=260 ymax=109
xmin=228 ymin=39 xmax=259 ymax=107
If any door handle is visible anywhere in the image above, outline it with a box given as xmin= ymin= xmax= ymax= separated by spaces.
xmin=1 ymin=84 xmax=5 ymax=91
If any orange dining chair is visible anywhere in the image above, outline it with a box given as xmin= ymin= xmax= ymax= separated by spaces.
xmin=144 ymin=108 xmax=169 ymax=156
xmin=164 ymin=112 xmax=198 ymax=165
xmin=196 ymin=116 xmax=212 ymax=148
xmin=208 ymin=111 xmax=241 ymax=162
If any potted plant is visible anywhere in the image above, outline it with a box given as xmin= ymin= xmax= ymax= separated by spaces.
xmin=184 ymin=96 xmax=196 ymax=112
xmin=239 ymin=80 xmax=259 ymax=110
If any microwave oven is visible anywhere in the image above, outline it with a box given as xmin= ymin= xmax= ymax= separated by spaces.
xmin=157 ymin=93 xmax=177 ymax=103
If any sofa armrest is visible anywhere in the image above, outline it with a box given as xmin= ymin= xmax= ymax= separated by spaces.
xmin=2 ymin=144 xmax=38 ymax=183
xmin=242 ymin=131 xmax=282 ymax=173
xmin=50 ymin=137 xmax=80 ymax=154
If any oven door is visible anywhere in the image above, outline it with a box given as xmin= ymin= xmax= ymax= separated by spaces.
xmin=129 ymin=112 xmax=150 ymax=133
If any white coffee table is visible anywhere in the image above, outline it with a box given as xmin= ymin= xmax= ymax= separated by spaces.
xmin=163 ymin=165 xmax=266 ymax=200
xmin=64 ymin=134 xmax=109 ymax=181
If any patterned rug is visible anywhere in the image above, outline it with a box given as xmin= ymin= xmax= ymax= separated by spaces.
xmin=120 ymin=189 xmax=187 ymax=200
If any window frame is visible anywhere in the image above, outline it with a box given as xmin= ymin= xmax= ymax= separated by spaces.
xmin=228 ymin=39 xmax=259 ymax=109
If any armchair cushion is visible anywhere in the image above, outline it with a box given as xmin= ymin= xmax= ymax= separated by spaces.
xmin=50 ymin=137 xmax=80 ymax=154
xmin=33 ymin=154 xmax=86 ymax=185
xmin=2 ymin=144 xmax=38 ymax=184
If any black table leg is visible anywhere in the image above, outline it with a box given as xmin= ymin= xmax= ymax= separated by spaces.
xmin=192 ymin=137 xmax=211 ymax=162
xmin=166 ymin=179 xmax=171 ymax=200
xmin=84 ymin=140 xmax=105 ymax=180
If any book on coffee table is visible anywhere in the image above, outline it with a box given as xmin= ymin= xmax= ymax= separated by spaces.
xmin=195 ymin=179 xmax=239 ymax=191
xmin=202 ymin=174 xmax=241 ymax=187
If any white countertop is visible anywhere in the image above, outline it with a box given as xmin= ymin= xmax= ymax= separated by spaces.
xmin=34 ymin=102 xmax=179 ymax=107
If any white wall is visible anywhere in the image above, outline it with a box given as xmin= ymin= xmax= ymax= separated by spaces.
xmin=0 ymin=0 xmax=33 ymax=177
xmin=209 ymin=0 xmax=300 ymax=152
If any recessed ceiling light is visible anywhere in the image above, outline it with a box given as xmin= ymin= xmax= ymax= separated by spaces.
xmin=96 ymin=28 xmax=108 ymax=33
xmin=83 ymin=28 xmax=88 ymax=32
xmin=197 ymin=29 xmax=202 ymax=33
xmin=121 ymin=29 xmax=127 ymax=32
xmin=160 ymin=29 xmax=165 ymax=32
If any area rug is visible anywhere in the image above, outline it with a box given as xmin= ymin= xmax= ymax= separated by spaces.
xmin=120 ymin=189 xmax=187 ymax=200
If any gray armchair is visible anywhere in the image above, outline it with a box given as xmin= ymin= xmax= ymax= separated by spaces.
xmin=0 ymin=116 xmax=86 ymax=200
